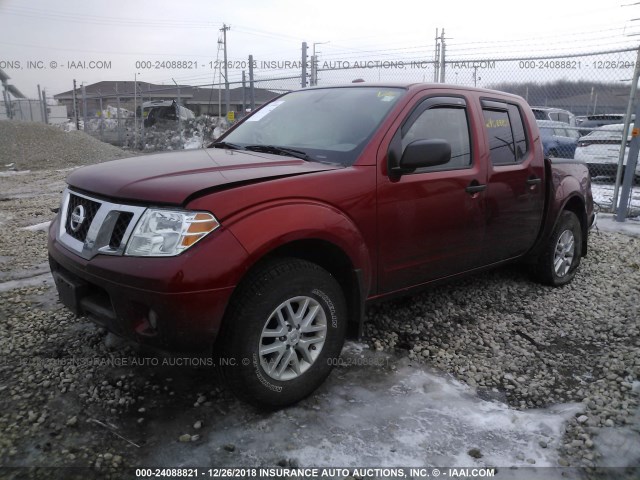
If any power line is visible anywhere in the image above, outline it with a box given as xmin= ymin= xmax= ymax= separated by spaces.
xmin=0 ymin=6 xmax=222 ymax=28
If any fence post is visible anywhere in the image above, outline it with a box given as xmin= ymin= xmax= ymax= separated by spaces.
xmin=434 ymin=28 xmax=440 ymax=83
xmin=42 ymin=89 xmax=48 ymax=124
xmin=82 ymin=84 xmax=88 ymax=132
xmin=173 ymin=79 xmax=183 ymax=149
xmin=116 ymin=83 xmax=123 ymax=147
xmin=72 ymin=79 xmax=79 ymax=130
xmin=310 ymin=55 xmax=316 ymax=86
xmin=301 ymin=42 xmax=308 ymax=88
xmin=249 ymin=55 xmax=255 ymax=110
xmin=99 ymin=95 xmax=104 ymax=140
xmin=612 ymin=45 xmax=640 ymax=209
xmin=615 ymin=101 xmax=640 ymax=221
xmin=37 ymin=84 xmax=44 ymax=122
xmin=242 ymin=70 xmax=246 ymax=116
xmin=3 ymin=81 xmax=13 ymax=119
xmin=140 ymin=89 xmax=145 ymax=149
xmin=439 ymin=29 xmax=446 ymax=83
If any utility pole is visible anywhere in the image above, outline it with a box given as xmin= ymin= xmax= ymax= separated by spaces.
xmin=72 ymin=79 xmax=79 ymax=130
xmin=220 ymin=24 xmax=231 ymax=119
xmin=301 ymin=42 xmax=308 ymax=88
xmin=439 ymin=29 xmax=446 ymax=84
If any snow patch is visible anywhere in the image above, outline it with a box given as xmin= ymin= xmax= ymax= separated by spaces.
xmin=23 ymin=221 xmax=51 ymax=232
xmin=149 ymin=346 xmax=582 ymax=469
xmin=0 ymin=170 xmax=32 ymax=177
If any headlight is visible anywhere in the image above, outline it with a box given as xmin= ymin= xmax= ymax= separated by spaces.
xmin=125 ymin=209 xmax=220 ymax=257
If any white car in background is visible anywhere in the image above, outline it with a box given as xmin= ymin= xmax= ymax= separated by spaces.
xmin=574 ymin=124 xmax=639 ymax=182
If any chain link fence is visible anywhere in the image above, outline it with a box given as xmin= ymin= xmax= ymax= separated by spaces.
xmin=4 ymin=45 xmax=639 ymax=217
xmin=313 ymin=47 xmax=640 ymax=217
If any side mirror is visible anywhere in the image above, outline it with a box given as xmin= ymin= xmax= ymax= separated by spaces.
xmin=391 ymin=139 xmax=451 ymax=176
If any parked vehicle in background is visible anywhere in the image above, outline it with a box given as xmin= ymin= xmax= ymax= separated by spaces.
xmin=577 ymin=114 xmax=633 ymax=136
xmin=574 ymin=124 xmax=639 ymax=182
xmin=48 ymin=84 xmax=595 ymax=408
xmin=531 ymin=107 xmax=576 ymax=126
xmin=139 ymin=100 xmax=195 ymax=127
xmin=537 ymin=120 xmax=580 ymax=158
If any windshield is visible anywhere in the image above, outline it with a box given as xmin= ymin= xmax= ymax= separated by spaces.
xmin=219 ymin=87 xmax=405 ymax=166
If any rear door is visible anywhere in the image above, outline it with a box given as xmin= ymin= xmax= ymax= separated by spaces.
xmin=376 ymin=94 xmax=488 ymax=293
xmin=481 ymin=100 xmax=545 ymax=263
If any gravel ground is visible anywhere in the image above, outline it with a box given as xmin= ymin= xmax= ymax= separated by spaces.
xmin=365 ymin=235 xmax=640 ymax=470
xmin=0 ymin=120 xmax=132 ymax=171
xmin=0 ymin=125 xmax=638 ymax=478
xmin=0 ymin=172 xmax=638 ymax=477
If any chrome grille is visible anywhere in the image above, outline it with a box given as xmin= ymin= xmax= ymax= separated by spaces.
xmin=109 ymin=212 xmax=134 ymax=249
xmin=65 ymin=194 xmax=101 ymax=242
xmin=58 ymin=189 xmax=146 ymax=260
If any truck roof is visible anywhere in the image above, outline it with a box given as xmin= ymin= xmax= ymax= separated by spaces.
xmin=303 ymin=82 xmax=527 ymax=101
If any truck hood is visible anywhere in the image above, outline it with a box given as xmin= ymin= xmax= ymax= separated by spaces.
xmin=67 ymin=148 xmax=340 ymax=205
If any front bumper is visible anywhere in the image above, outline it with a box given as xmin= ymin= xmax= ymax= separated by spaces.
xmin=48 ymin=214 xmax=248 ymax=351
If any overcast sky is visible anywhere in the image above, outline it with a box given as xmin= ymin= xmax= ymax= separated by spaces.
xmin=0 ymin=0 xmax=637 ymax=97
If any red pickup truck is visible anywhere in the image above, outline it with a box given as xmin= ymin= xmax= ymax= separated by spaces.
xmin=48 ymin=84 xmax=595 ymax=407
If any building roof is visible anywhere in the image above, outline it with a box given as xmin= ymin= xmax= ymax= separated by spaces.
xmin=54 ymin=81 xmax=192 ymax=100
xmin=54 ymin=80 xmax=280 ymax=105
xmin=188 ymin=86 xmax=280 ymax=104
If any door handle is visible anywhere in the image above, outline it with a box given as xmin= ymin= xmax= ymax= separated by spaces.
xmin=526 ymin=176 xmax=542 ymax=186
xmin=465 ymin=181 xmax=487 ymax=194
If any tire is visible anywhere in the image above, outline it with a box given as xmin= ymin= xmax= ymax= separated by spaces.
xmin=217 ymin=258 xmax=347 ymax=408
xmin=532 ymin=210 xmax=582 ymax=286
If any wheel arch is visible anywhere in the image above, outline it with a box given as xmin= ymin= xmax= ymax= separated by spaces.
xmin=225 ymin=237 xmax=367 ymax=341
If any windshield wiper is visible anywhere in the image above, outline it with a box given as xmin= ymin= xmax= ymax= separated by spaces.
xmin=243 ymin=144 xmax=310 ymax=161
xmin=210 ymin=141 xmax=245 ymax=150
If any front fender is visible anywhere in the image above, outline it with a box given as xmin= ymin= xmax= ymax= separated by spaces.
xmin=224 ymin=200 xmax=373 ymax=293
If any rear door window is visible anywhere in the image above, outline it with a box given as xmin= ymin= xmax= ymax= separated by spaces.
xmin=483 ymin=103 xmax=528 ymax=165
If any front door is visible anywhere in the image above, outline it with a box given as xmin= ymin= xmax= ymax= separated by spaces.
xmin=377 ymin=95 xmax=488 ymax=294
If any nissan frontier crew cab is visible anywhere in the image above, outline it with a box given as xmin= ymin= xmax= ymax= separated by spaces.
xmin=48 ymin=84 xmax=595 ymax=408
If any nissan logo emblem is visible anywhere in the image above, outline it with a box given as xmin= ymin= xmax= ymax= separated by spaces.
xmin=69 ymin=205 xmax=86 ymax=232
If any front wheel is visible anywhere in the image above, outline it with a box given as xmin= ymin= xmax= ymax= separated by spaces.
xmin=217 ymin=258 xmax=347 ymax=408
xmin=532 ymin=210 xmax=583 ymax=286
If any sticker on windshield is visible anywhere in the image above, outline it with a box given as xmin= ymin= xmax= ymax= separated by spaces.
xmin=246 ymin=100 xmax=285 ymax=122
xmin=377 ymin=91 xmax=397 ymax=102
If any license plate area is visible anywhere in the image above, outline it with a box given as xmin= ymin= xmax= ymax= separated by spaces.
xmin=52 ymin=270 xmax=88 ymax=315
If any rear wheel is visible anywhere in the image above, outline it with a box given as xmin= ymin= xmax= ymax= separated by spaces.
xmin=532 ymin=210 xmax=582 ymax=286
xmin=217 ymin=258 xmax=347 ymax=408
